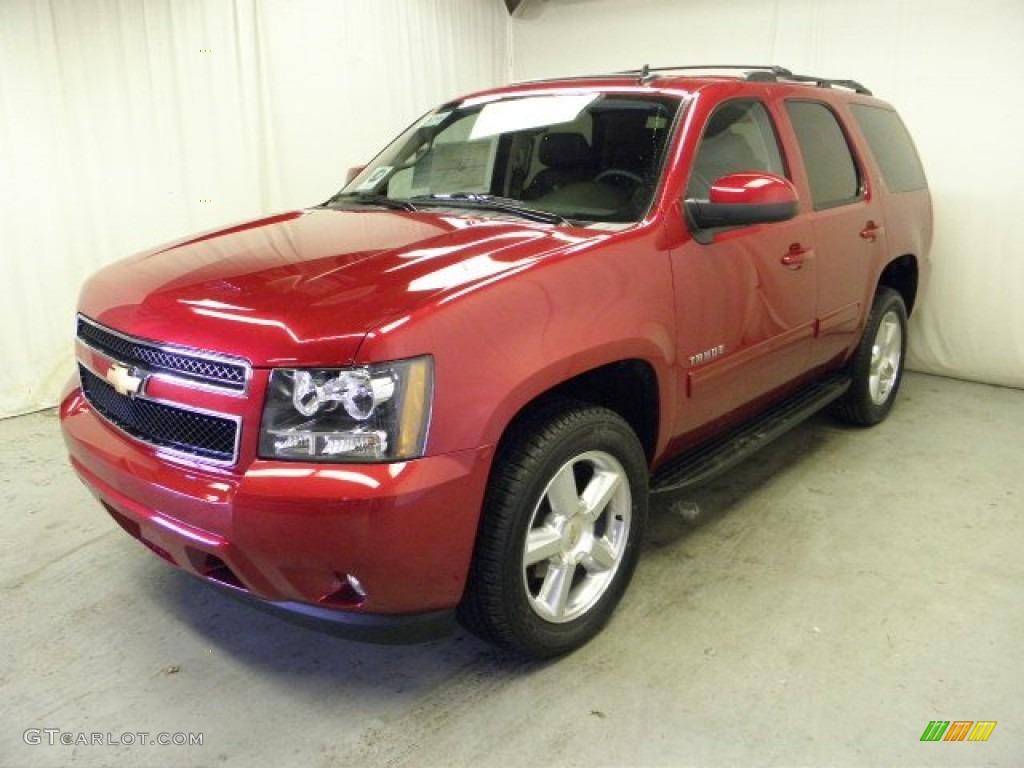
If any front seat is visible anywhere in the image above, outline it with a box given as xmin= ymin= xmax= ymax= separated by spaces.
xmin=522 ymin=133 xmax=596 ymax=200
xmin=687 ymin=128 xmax=761 ymax=199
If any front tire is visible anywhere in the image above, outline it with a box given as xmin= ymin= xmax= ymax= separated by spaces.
xmin=833 ymin=287 xmax=908 ymax=426
xmin=458 ymin=400 xmax=648 ymax=658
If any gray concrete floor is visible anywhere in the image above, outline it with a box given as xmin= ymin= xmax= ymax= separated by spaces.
xmin=1 ymin=371 xmax=1021 ymax=768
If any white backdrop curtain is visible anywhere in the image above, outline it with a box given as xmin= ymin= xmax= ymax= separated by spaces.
xmin=4 ymin=0 xmax=1022 ymax=419
xmin=0 ymin=0 xmax=509 ymax=418
xmin=512 ymin=0 xmax=1024 ymax=390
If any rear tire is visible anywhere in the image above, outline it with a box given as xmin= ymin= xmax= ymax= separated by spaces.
xmin=458 ymin=400 xmax=648 ymax=658
xmin=833 ymin=287 xmax=908 ymax=426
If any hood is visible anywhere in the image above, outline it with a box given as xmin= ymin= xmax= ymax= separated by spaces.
xmin=80 ymin=208 xmax=598 ymax=366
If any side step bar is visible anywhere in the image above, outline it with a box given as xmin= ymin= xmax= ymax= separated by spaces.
xmin=650 ymin=372 xmax=851 ymax=495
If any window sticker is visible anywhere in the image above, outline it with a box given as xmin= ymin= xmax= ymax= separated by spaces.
xmin=427 ymin=142 xmax=492 ymax=192
xmin=646 ymin=115 xmax=668 ymax=130
xmin=356 ymin=166 xmax=392 ymax=191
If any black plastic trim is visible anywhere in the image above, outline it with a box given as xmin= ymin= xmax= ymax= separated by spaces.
xmin=78 ymin=363 xmax=241 ymax=465
xmin=209 ymin=580 xmax=458 ymax=644
xmin=650 ymin=372 xmax=851 ymax=494
xmin=686 ymin=199 xmax=797 ymax=230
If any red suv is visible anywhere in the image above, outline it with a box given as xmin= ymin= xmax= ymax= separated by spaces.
xmin=61 ymin=66 xmax=931 ymax=657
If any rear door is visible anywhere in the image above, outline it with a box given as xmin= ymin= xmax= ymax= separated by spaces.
xmin=781 ymin=99 xmax=887 ymax=367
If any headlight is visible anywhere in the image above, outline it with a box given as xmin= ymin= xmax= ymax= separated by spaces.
xmin=258 ymin=356 xmax=433 ymax=462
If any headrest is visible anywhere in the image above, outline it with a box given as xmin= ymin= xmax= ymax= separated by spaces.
xmin=539 ymin=133 xmax=593 ymax=168
xmin=705 ymin=129 xmax=756 ymax=161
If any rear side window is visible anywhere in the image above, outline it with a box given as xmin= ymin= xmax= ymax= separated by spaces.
xmin=850 ymin=104 xmax=927 ymax=193
xmin=786 ymin=101 xmax=861 ymax=209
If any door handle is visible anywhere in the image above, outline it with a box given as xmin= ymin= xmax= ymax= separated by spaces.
xmin=781 ymin=243 xmax=810 ymax=269
xmin=859 ymin=220 xmax=883 ymax=242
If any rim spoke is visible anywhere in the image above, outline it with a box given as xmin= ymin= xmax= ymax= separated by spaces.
xmin=880 ymin=317 xmax=897 ymax=356
xmin=536 ymin=561 xmax=575 ymax=620
xmin=868 ymin=312 xmax=902 ymax=405
xmin=870 ymin=344 xmax=883 ymax=371
xmin=584 ymin=535 xmax=618 ymax=574
xmin=545 ymin=463 xmax=580 ymax=518
xmin=524 ymin=526 xmax=564 ymax=566
xmin=522 ymin=449 xmax=633 ymax=624
xmin=579 ymin=469 xmax=622 ymax=523
xmin=882 ymin=323 xmax=894 ymax=354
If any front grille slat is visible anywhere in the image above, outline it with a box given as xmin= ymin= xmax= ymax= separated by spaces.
xmin=79 ymin=365 xmax=239 ymax=464
xmin=77 ymin=317 xmax=248 ymax=393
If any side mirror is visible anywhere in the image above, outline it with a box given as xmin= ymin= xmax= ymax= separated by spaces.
xmin=685 ymin=172 xmax=798 ymax=231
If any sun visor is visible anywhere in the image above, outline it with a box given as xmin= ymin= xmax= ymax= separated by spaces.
xmin=469 ymin=94 xmax=597 ymax=140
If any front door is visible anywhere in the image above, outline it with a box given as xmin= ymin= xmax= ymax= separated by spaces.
xmin=669 ymin=98 xmax=817 ymax=441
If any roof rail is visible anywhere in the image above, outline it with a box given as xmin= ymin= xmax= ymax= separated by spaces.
xmin=760 ymin=68 xmax=873 ymax=95
xmin=512 ymin=64 xmax=778 ymax=86
xmin=515 ymin=65 xmax=872 ymax=95
xmin=617 ymin=64 xmax=790 ymax=81
xmin=619 ymin=64 xmax=872 ymax=94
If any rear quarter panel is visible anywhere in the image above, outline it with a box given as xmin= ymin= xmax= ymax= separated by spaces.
xmin=840 ymin=100 xmax=933 ymax=305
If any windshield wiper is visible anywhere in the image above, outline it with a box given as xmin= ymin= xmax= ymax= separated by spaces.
xmin=326 ymin=193 xmax=418 ymax=212
xmin=409 ymin=194 xmax=568 ymax=225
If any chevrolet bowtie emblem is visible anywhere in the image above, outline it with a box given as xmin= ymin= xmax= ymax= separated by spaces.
xmin=105 ymin=362 xmax=145 ymax=397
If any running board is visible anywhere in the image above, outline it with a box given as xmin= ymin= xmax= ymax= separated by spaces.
xmin=650 ymin=372 xmax=851 ymax=495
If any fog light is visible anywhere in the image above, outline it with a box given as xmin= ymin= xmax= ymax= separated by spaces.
xmin=345 ymin=573 xmax=367 ymax=600
xmin=320 ymin=572 xmax=368 ymax=606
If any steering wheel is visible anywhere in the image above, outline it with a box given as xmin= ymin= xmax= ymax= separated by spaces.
xmin=594 ymin=169 xmax=644 ymax=185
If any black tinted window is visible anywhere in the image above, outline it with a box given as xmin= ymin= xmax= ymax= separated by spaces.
xmin=850 ymin=104 xmax=927 ymax=193
xmin=786 ymin=101 xmax=860 ymax=209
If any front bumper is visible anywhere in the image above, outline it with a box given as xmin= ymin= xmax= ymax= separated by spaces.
xmin=60 ymin=386 xmax=493 ymax=642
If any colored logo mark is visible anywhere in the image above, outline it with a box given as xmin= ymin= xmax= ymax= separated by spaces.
xmin=920 ymin=721 xmax=997 ymax=742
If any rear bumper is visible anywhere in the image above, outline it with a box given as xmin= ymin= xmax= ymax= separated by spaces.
xmin=60 ymin=386 xmax=493 ymax=640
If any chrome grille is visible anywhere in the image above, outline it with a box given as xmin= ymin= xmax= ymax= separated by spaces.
xmin=79 ymin=365 xmax=239 ymax=464
xmin=77 ymin=316 xmax=249 ymax=393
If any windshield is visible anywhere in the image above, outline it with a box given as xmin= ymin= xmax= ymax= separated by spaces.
xmin=332 ymin=92 xmax=682 ymax=224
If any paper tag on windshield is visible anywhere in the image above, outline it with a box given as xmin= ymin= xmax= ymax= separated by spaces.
xmin=423 ymin=111 xmax=451 ymax=127
xmin=356 ymin=166 xmax=392 ymax=191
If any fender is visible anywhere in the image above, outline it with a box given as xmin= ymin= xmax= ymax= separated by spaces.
xmin=358 ymin=224 xmax=678 ymax=457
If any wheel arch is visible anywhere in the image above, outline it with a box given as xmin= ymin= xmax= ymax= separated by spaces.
xmin=877 ymin=253 xmax=918 ymax=315
xmin=494 ymin=358 xmax=662 ymax=467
